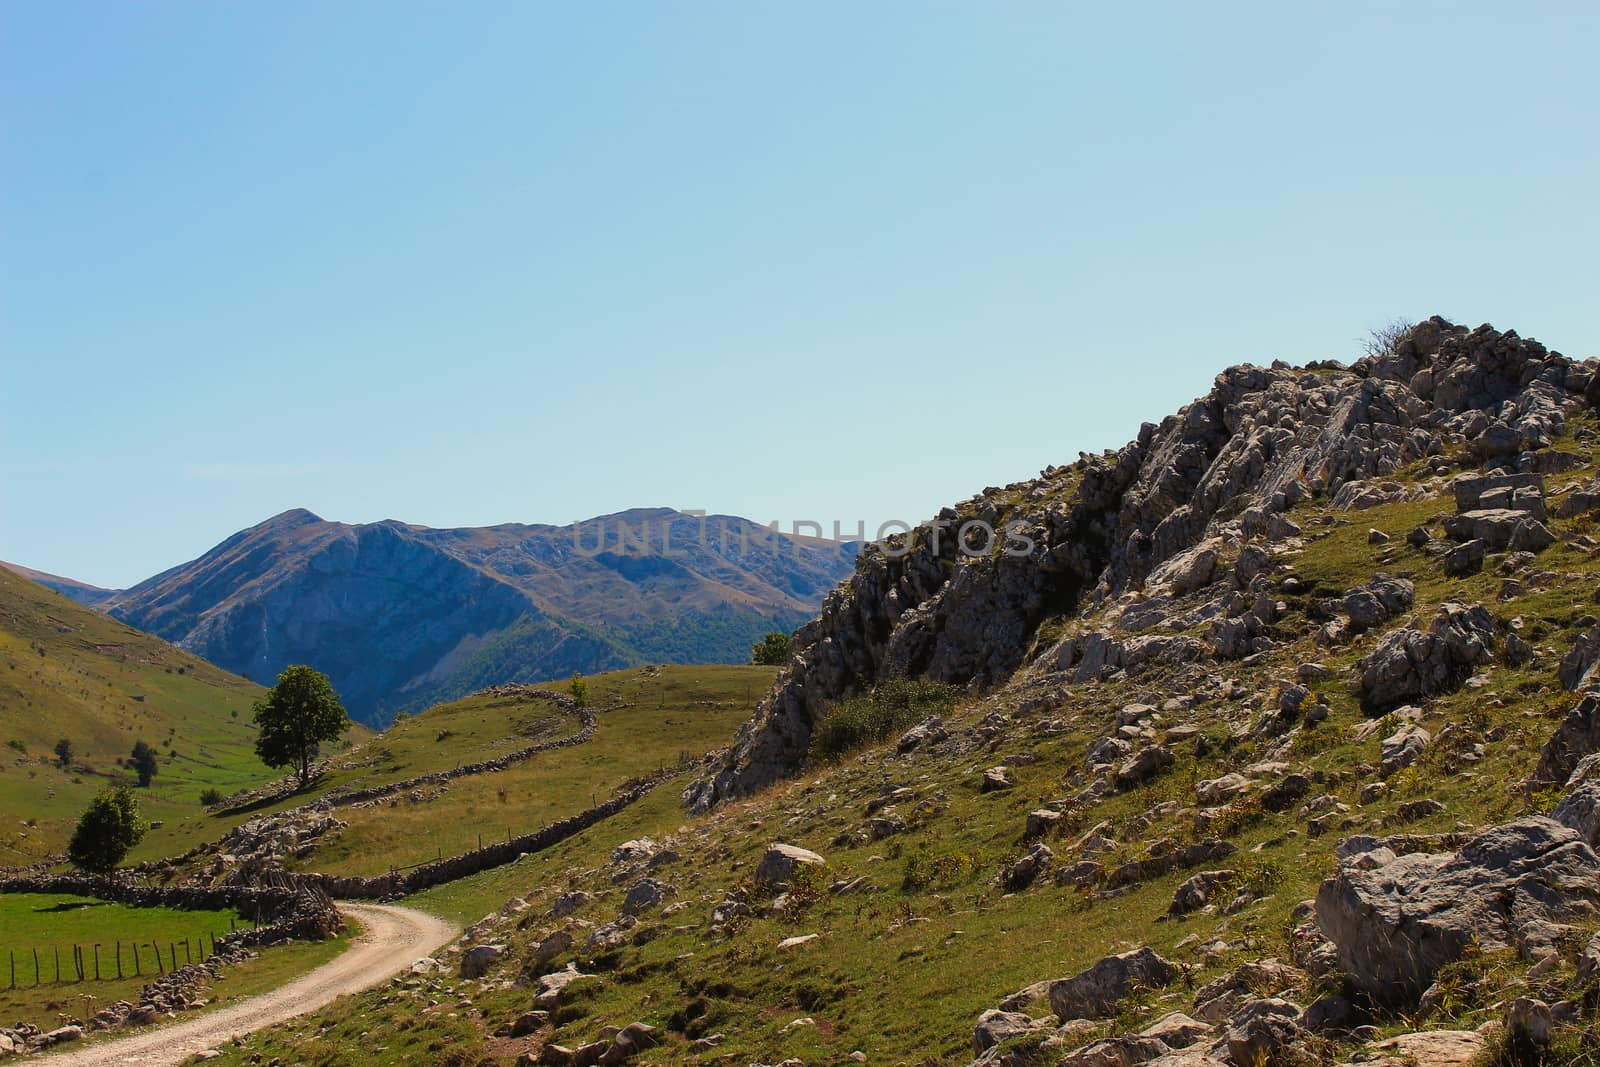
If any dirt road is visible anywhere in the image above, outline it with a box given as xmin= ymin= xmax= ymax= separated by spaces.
xmin=41 ymin=903 xmax=459 ymax=1066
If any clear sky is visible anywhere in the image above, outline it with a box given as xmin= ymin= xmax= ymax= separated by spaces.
xmin=3 ymin=2 xmax=1596 ymax=588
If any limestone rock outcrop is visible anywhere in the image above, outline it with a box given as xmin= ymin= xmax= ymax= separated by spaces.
xmin=690 ymin=318 xmax=1585 ymax=808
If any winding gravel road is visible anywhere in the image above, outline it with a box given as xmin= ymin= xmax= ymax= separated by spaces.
xmin=41 ymin=903 xmax=459 ymax=1066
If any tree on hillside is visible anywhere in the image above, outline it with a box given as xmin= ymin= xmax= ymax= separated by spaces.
xmin=54 ymin=738 xmax=73 ymax=767
xmin=67 ymin=786 xmax=146 ymax=874
xmin=130 ymin=740 xmax=159 ymax=787
xmin=568 ymin=671 xmax=589 ymax=707
xmin=750 ymin=631 xmax=790 ymax=666
xmin=252 ymin=665 xmax=350 ymax=789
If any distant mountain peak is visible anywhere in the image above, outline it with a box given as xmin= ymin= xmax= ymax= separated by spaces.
xmin=104 ymin=507 xmax=859 ymax=726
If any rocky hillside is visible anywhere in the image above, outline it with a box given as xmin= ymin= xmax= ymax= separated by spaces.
xmin=64 ymin=508 xmax=855 ymax=726
xmin=690 ymin=317 xmax=1593 ymax=809
xmin=187 ymin=316 xmax=1600 ymax=1067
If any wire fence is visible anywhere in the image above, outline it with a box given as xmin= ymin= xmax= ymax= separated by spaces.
xmin=4 ymin=921 xmax=242 ymax=989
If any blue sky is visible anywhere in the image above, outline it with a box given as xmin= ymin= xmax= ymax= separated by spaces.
xmin=3 ymin=2 xmax=1596 ymax=588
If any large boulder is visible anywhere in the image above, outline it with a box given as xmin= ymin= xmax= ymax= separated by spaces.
xmin=1355 ymin=603 xmax=1495 ymax=712
xmin=1443 ymin=509 xmax=1554 ymax=552
xmin=1453 ymin=471 xmax=1546 ymax=516
xmin=1049 ymin=947 xmax=1177 ymax=1021
xmin=1315 ymin=817 xmax=1600 ymax=1004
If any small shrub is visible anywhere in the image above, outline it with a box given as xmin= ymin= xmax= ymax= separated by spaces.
xmin=901 ymin=843 xmax=988 ymax=892
xmin=809 ymin=677 xmax=957 ymax=761
xmin=199 ymin=787 xmax=225 ymax=806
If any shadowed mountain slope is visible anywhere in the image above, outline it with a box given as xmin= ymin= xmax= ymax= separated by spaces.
xmin=98 ymin=508 xmax=856 ymax=726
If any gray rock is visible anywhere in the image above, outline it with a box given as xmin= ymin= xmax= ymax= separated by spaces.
xmin=621 ymin=878 xmax=672 ymax=916
xmin=1003 ymin=843 xmax=1054 ymax=891
xmin=1379 ymin=723 xmax=1430 ymax=777
xmin=1138 ymin=1012 xmax=1210 ymax=1050
xmin=1443 ymin=538 xmax=1485 ymax=577
xmin=1444 ymin=509 xmax=1554 ymax=552
xmin=459 ymin=943 xmax=505 ymax=979
xmin=972 ymin=1009 xmax=1045 ymax=1054
xmin=1026 ymin=809 xmax=1064 ymax=837
xmin=1315 ymin=817 xmax=1600 ymax=1004
xmin=1049 ymin=947 xmax=1177 ymax=1021
xmin=1551 ymin=757 xmax=1600 ymax=847
xmin=1532 ymin=694 xmax=1600 ymax=785
xmin=897 ymin=715 xmax=948 ymax=753
xmin=1058 ymin=1035 xmax=1172 ymax=1067
xmin=1504 ymin=997 xmax=1554 ymax=1048
xmin=1168 ymin=870 xmax=1236 ymax=915
xmin=1356 ymin=603 xmax=1495 ymax=712
xmin=982 ymin=766 xmax=1016 ymax=793
xmin=1559 ymin=626 xmax=1600 ymax=691
xmin=1195 ymin=773 xmax=1252 ymax=805
xmin=755 ymin=843 xmax=826 ymax=885
xmin=1225 ymin=999 xmax=1303 ymax=1067
xmin=1116 ymin=746 xmax=1174 ymax=789
xmin=548 ymin=891 xmax=592 ymax=918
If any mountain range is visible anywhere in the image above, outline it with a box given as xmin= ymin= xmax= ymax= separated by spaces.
xmin=5 ymin=507 xmax=856 ymax=726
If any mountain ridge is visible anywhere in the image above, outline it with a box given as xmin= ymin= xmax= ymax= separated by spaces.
xmin=15 ymin=507 xmax=858 ymax=726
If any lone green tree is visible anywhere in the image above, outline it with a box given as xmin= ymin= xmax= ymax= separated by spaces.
xmin=568 ymin=671 xmax=589 ymax=707
xmin=750 ymin=631 xmax=790 ymax=665
xmin=130 ymin=740 xmax=159 ymax=787
xmin=67 ymin=786 xmax=146 ymax=873
xmin=54 ymin=737 xmax=74 ymax=767
xmin=252 ymin=665 xmax=349 ymax=789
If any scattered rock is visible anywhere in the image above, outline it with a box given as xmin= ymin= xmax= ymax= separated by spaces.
xmin=981 ymin=767 xmax=1015 ymax=793
xmin=755 ymin=843 xmax=827 ymax=885
xmin=1049 ymin=947 xmax=1177 ymax=1021
xmin=459 ymin=944 xmax=505 ymax=979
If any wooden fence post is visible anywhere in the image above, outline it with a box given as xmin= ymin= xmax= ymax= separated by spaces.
xmin=133 ymin=942 xmax=141 ymax=976
xmin=116 ymin=941 xmax=123 ymax=979
xmin=151 ymin=942 xmax=162 ymax=973
xmin=93 ymin=943 xmax=100 ymax=981
xmin=33 ymin=947 xmax=40 ymax=985
xmin=53 ymin=946 xmax=59 ymax=983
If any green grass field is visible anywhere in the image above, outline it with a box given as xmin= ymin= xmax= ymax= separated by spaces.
xmin=0 ymin=892 xmax=244 ymax=1023
xmin=297 ymin=665 xmax=770 ymax=877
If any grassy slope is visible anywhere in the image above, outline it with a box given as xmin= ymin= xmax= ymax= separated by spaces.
xmin=130 ymin=665 xmax=770 ymax=882
xmin=0 ymin=568 xmax=279 ymax=864
xmin=300 ymin=666 xmax=766 ymax=877
xmin=199 ymin=424 xmax=1600 ymax=1067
